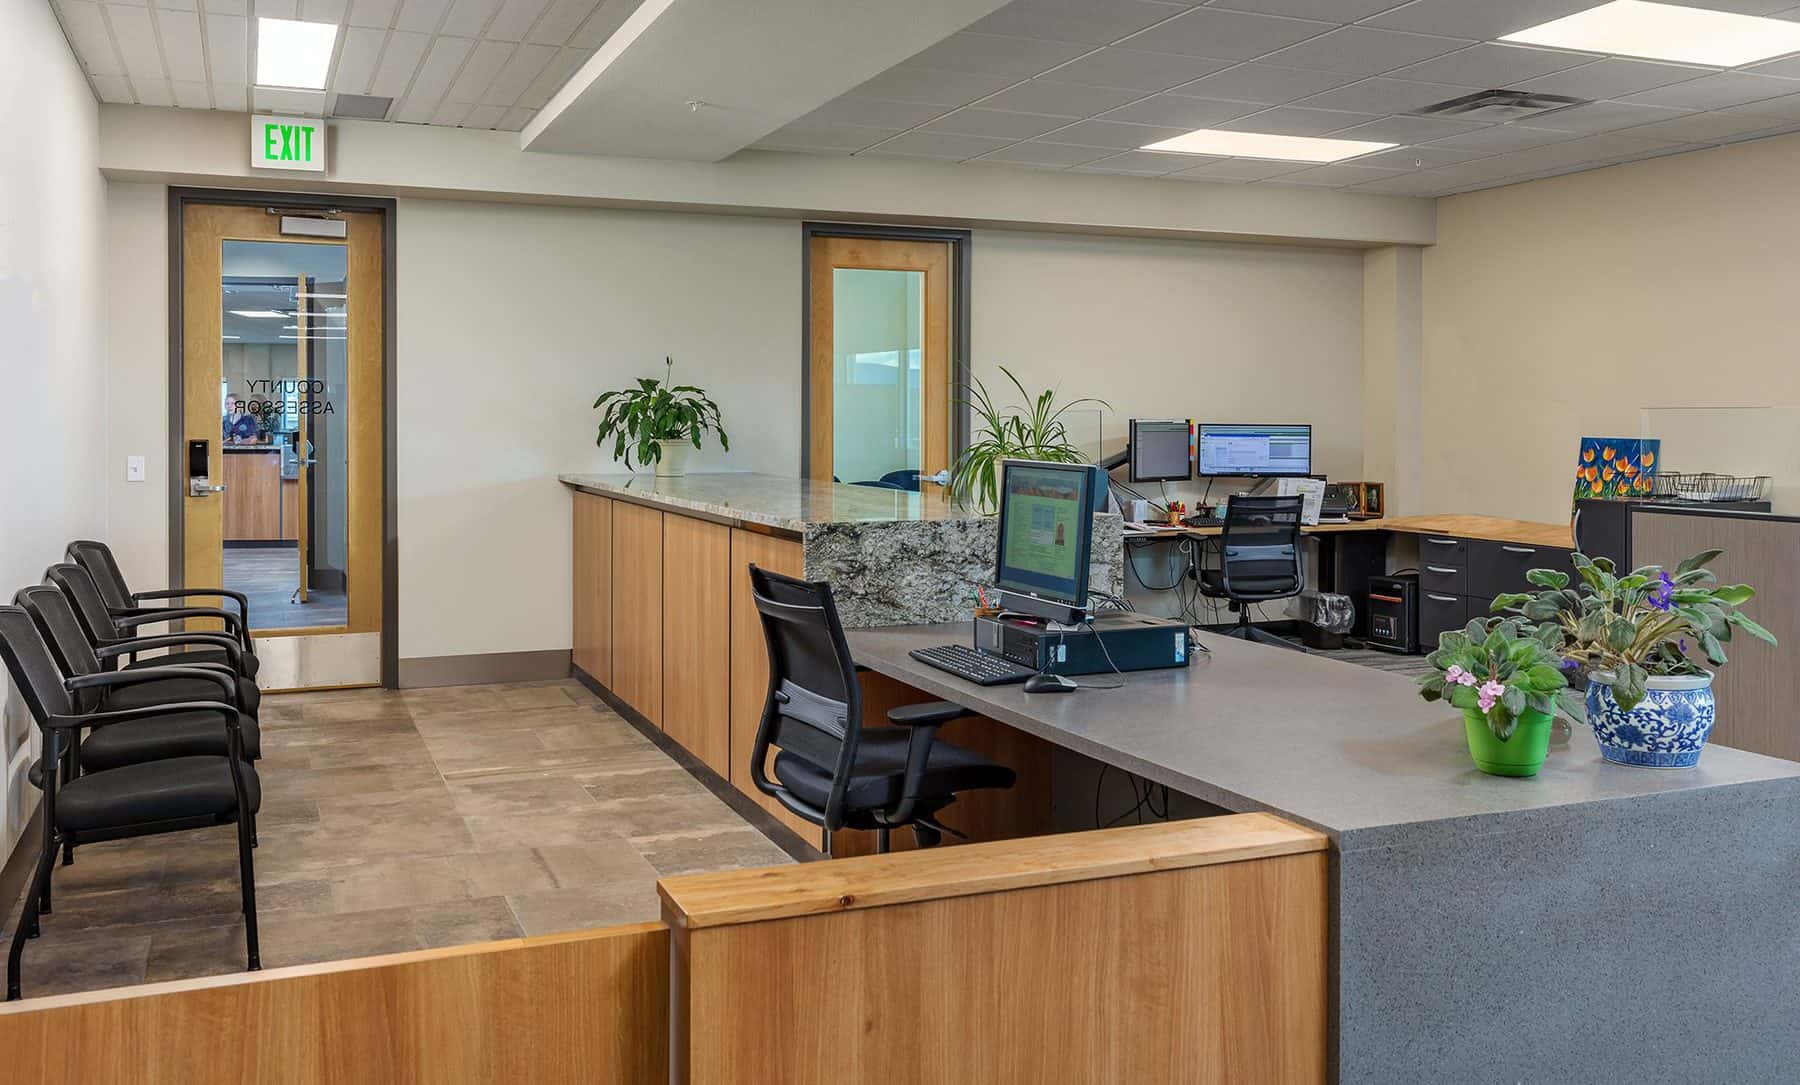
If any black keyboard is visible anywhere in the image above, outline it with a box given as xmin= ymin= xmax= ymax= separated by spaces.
xmin=909 ymin=644 xmax=1037 ymax=686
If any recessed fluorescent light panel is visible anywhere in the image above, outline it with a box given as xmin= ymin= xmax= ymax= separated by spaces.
xmin=256 ymin=18 xmax=338 ymax=90
xmin=1502 ymin=1 xmax=1800 ymax=67
xmin=1141 ymin=130 xmax=1396 ymax=163
xmin=229 ymin=309 xmax=289 ymax=319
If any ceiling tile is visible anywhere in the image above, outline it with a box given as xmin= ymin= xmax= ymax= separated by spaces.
xmin=395 ymin=0 xmax=452 ymax=33
xmin=1163 ymin=155 xmax=1308 ymax=180
xmin=92 ymin=74 xmax=136 ymax=102
xmin=370 ymin=30 xmax=431 ymax=97
xmin=849 ymin=65 xmax=1016 ymax=108
xmin=1618 ymin=110 xmax=1791 ymax=143
xmin=1426 ymin=122 xmax=1577 ymax=151
xmin=1259 ymin=26 xmax=1469 ymax=76
xmin=569 ymin=0 xmax=632 ymax=47
xmin=1217 ymin=104 xmax=1381 ymax=134
xmin=441 ymin=0 xmax=503 ymax=37
xmin=1719 ymin=90 xmax=1800 ymax=121
xmin=134 ymin=78 xmax=174 ymax=107
xmin=525 ymin=0 xmax=597 ymax=44
xmin=331 ymin=26 xmax=387 ymax=94
xmin=301 ymin=0 xmax=348 ymax=19
xmin=972 ymin=140 xmax=1113 ymax=166
xmin=486 ymin=0 xmax=549 ymax=41
xmin=394 ymin=34 xmax=472 ymax=120
xmin=806 ymin=96 xmax=953 ymax=131
xmin=1478 ymin=132 xmax=1682 ymax=173
xmin=1070 ymin=149 xmax=1191 ymax=174
xmin=1363 ymin=0 xmax=1595 ymax=41
xmin=1344 ymin=171 xmax=1456 ymax=194
xmin=347 ymin=0 xmax=400 ymax=28
xmin=208 ymin=0 xmax=245 ymax=15
xmin=756 ymin=120 xmax=897 ymax=153
xmin=431 ymin=100 xmax=472 ymax=126
xmin=920 ymin=107 xmax=1072 ymax=139
xmin=1047 ymin=117 xmax=1189 ymax=147
xmin=1516 ymin=59 xmax=1710 ymax=100
xmin=1328 ymin=113 xmax=1488 ymax=141
xmin=977 ymin=78 xmax=1143 ymax=117
xmin=107 ymin=6 xmax=165 ymax=83
xmin=1622 ymin=72 xmax=1800 ymax=111
xmin=253 ymin=86 xmax=326 ymax=113
xmin=1269 ymin=161 xmax=1409 ymax=187
xmin=158 ymin=0 xmax=199 ymax=12
xmin=967 ymin=0 xmax=1190 ymax=47
xmin=1526 ymin=99 xmax=1691 ymax=134
xmin=1296 ymin=77 xmax=1472 ymax=114
xmin=1041 ymin=47 xmax=1234 ymax=91
xmin=171 ymin=79 xmax=211 ymax=108
xmin=1346 ymin=144 xmax=1490 ymax=168
xmin=1097 ymin=93 xmax=1261 ymax=127
xmin=480 ymin=40 xmax=556 ymax=105
xmin=57 ymin=3 xmax=123 ymax=76
xmin=1656 ymin=0 xmax=1794 ymax=11
xmin=1204 ymin=0 xmax=1405 ymax=20
xmin=861 ymin=130 xmax=1018 ymax=160
xmin=1164 ymin=63 xmax=1356 ymax=105
xmin=515 ymin=44 xmax=585 ymax=108
xmin=205 ymin=13 xmax=247 ymax=85
xmin=257 ymin=0 xmax=298 ymax=17
xmin=214 ymin=82 xmax=247 ymax=110
xmin=499 ymin=105 xmax=533 ymax=130
xmin=1387 ymin=43 xmax=1589 ymax=87
xmin=1118 ymin=7 xmax=1332 ymax=60
xmin=901 ymin=32 xmax=1091 ymax=80
xmin=463 ymin=103 xmax=506 ymax=127
xmin=448 ymin=38 xmax=513 ymax=102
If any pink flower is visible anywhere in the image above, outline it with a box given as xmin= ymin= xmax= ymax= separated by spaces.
xmin=1445 ymin=665 xmax=1479 ymax=687
xmin=1477 ymin=680 xmax=1506 ymax=712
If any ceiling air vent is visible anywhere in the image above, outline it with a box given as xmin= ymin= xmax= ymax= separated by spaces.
xmin=331 ymin=94 xmax=394 ymax=120
xmin=1414 ymin=88 xmax=1585 ymax=123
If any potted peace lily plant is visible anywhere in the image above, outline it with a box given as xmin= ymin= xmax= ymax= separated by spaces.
xmin=1489 ymin=550 xmax=1775 ymax=768
xmin=1418 ymin=618 xmax=1583 ymax=777
xmin=592 ymin=356 xmax=729 ymax=477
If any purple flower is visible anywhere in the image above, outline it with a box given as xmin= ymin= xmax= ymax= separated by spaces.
xmin=1649 ymin=570 xmax=1676 ymax=612
xmin=1560 ymin=658 xmax=1581 ymax=673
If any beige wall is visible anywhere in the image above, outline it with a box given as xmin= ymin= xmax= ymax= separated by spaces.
xmin=103 ymin=183 xmax=170 ymax=601
xmin=0 ymin=0 xmax=108 ymax=859
xmin=1422 ymin=133 xmax=1800 ymax=524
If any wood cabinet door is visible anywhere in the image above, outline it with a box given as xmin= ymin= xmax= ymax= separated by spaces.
xmin=610 ymin=501 xmax=664 ymax=725
xmin=572 ymin=493 xmax=612 ymax=685
xmin=662 ymin=515 xmax=731 ymax=775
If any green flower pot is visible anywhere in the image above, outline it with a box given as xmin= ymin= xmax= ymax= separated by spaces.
xmin=1462 ymin=708 xmax=1554 ymax=777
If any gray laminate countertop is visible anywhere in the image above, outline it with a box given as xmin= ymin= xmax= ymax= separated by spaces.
xmin=845 ymin=622 xmax=1800 ymax=847
xmin=558 ymin=472 xmax=982 ymax=535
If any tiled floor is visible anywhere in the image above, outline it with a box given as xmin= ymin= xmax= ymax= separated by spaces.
xmin=223 ymin=545 xmax=348 ymax=629
xmin=1 ymin=680 xmax=792 ymax=1000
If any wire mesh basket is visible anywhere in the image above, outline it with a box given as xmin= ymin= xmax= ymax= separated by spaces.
xmin=1651 ymin=471 xmax=1771 ymax=503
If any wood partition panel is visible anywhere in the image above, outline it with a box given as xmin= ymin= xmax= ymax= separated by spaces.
xmin=572 ymin=492 xmax=612 ymax=685
xmin=662 ymin=814 xmax=1330 ymax=1085
xmin=0 ymin=924 xmax=669 ymax=1085
xmin=610 ymin=501 xmax=664 ymax=726
xmin=662 ymin=515 xmax=732 ymax=775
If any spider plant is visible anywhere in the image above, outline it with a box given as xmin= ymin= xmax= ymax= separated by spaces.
xmin=947 ymin=367 xmax=1109 ymax=512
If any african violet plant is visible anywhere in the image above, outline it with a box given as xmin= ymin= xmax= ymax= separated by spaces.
xmin=1418 ymin=618 xmax=1582 ymax=740
xmin=1489 ymin=550 xmax=1775 ymax=712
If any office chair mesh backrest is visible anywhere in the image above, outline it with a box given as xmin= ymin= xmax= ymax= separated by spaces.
xmin=1220 ymin=495 xmax=1306 ymax=600
xmin=65 ymin=541 xmax=135 ymax=612
xmin=0 ymin=605 xmax=76 ymax=723
xmin=14 ymin=586 xmax=106 ymax=714
xmin=45 ymin=564 xmax=124 ymax=645
xmin=746 ymin=565 xmax=863 ymax=831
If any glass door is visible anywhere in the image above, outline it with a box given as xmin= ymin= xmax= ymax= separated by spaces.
xmin=181 ymin=204 xmax=384 ymax=689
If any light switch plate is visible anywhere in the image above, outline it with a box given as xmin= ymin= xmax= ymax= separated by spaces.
xmin=127 ymin=455 xmax=146 ymax=482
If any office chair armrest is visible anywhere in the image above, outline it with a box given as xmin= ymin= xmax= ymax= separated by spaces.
xmin=55 ymin=700 xmax=243 ymax=734
xmin=113 ymin=606 xmax=249 ymax=645
xmin=885 ymin=724 xmax=946 ymax=829
xmin=95 ymin=633 xmax=243 ymax=668
xmin=131 ymin=586 xmax=250 ymax=621
xmin=67 ymin=664 xmax=238 ymax=705
xmin=886 ymin=701 xmax=966 ymax=728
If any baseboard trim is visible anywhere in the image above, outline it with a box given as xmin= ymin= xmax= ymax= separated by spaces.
xmin=572 ymin=665 xmax=824 ymax=864
xmin=397 ymin=649 xmax=572 ymax=689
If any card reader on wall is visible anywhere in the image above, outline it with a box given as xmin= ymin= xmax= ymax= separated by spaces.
xmin=974 ymin=613 xmax=1191 ymax=676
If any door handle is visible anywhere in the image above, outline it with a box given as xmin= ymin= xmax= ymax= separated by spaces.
xmin=923 ymin=470 xmax=950 ymax=487
xmin=188 ymin=479 xmax=227 ymax=497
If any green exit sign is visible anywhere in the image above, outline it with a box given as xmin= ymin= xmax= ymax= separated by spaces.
xmin=251 ymin=115 xmax=326 ymax=173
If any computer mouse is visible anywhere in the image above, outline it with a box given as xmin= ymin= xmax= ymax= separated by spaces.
xmin=1023 ymin=673 xmax=1079 ymax=694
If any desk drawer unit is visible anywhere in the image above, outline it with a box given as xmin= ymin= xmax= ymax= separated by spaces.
xmin=1419 ymin=560 xmax=1466 ymax=597
xmin=1468 ymin=540 xmax=1571 ymax=600
xmin=1419 ymin=591 xmax=1467 ymax=650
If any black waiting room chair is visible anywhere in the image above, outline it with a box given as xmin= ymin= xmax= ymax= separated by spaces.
xmin=746 ymin=565 xmax=1015 ymax=854
xmin=0 ymin=605 xmax=261 ymax=1001
xmin=65 ymin=540 xmax=259 ymax=679
xmin=46 ymin=562 xmax=257 ymax=682
xmin=1197 ymin=494 xmax=1307 ymax=651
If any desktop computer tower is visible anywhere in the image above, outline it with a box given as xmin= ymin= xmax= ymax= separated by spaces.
xmin=1365 ymin=573 xmax=1419 ymax=654
xmin=974 ymin=613 xmax=1191 ymax=675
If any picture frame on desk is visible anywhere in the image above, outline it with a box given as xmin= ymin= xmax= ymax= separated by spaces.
xmin=1354 ymin=482 xmax=1384 ymax=520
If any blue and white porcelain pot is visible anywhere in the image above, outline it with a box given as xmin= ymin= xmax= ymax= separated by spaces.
xmin=1586 ymin=671 xmax=1716 ymax=768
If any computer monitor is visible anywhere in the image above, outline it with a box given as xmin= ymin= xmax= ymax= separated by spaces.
xmin=1197 ymin=423 xmax=1312 ymax=478
xmin=993 ymin=460 xmax=1095 ymax=625
xmin=1129 ymin=419 xmax=1192 ymax=483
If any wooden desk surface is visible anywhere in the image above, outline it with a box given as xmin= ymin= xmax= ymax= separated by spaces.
xmin=1130 ymin=512 xmax=1574 ymax=549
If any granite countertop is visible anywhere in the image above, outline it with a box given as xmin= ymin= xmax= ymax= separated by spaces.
xmin=558 ymin=472 xmax=986 ymax=533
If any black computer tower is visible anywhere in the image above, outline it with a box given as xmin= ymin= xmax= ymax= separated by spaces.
xmin=1365 ymin=573 xmax=1419 ymax=654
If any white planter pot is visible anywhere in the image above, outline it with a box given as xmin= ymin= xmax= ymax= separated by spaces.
xmin=1586 ymin=671 xmax=1716 ymax=768
xmin=653 ymin=439 xmax=691 ymax=477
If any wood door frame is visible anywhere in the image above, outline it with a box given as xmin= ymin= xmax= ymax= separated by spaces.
xmin=167 ymin=188 xmax=399 ymax=688
xmin=799 ymin=222 xmax=971 ymax=481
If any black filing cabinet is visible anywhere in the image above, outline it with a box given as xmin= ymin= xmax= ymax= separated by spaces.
xmin=1405 ymin=533 xmax=1575 ymax=653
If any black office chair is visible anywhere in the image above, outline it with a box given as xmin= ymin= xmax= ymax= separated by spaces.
xmin=1198 ymin=495 xmax=1307 ymax=651
xmin=746 ymin=565 xmax=1015 ymax=854
xmin=0 ymin=605 xmax=261 ymax=1000
xmin=65 ymin=540 xmax=259 ymax=678
xmin=47 ymin=563 xmax=255 ymax=680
